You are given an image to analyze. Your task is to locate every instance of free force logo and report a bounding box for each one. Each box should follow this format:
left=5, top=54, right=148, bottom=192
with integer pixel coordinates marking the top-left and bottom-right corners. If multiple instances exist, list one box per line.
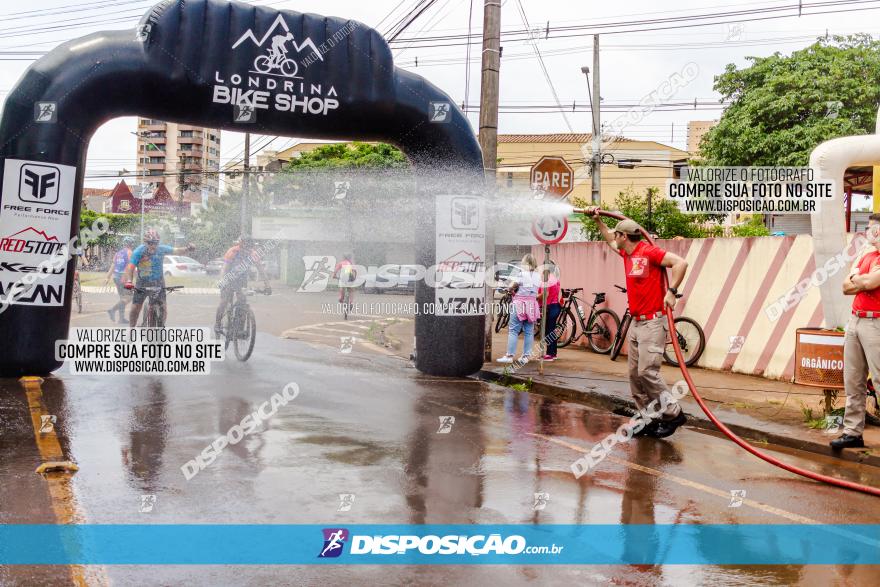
left=19, top=164, right=60, bottom=204
left=451, top=198, right=479, bottom=230
left=318, top=528, right=349, bottom=558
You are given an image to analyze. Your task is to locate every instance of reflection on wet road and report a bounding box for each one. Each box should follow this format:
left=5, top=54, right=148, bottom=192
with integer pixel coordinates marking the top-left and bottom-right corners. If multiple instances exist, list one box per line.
left=1, top=334, right=879, bottom=585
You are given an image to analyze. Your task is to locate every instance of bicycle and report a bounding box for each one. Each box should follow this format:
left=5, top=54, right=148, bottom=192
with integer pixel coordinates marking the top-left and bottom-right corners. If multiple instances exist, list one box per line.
left=72, top=270, right=82, bottom=313
left=129, top=284, right=183, bottom=327
left=494, top=288, right=512, bottom=333
left=218, top=287, right=271, bottom=361
left=555, top=288, right=620, bottom=354
left=608, top=285, right=706, bottom=367
left=254, top=50, right=298, bottom=77
left=340, top=287, right=354, bottom=321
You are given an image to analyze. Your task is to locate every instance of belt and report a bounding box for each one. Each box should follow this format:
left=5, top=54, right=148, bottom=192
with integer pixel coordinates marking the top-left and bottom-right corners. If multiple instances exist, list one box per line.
left=853, top=310, right=880, bottom=318
left=633, top=312, right=663, bottom=322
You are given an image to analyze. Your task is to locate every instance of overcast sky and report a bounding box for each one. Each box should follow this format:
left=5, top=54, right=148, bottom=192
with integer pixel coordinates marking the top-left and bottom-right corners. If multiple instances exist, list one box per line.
left=1, top=0, right=878, bottom=190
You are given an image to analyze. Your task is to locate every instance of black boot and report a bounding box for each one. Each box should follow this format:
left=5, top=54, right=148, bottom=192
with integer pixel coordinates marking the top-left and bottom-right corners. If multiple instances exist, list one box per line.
left=830, top=434, right=864, bottom=450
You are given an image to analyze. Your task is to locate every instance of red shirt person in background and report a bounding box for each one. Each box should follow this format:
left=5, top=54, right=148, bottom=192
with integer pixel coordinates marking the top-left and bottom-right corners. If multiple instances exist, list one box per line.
left=538, top=264, right=562, bottom=361
left=586, top=209, right=690, bottom=439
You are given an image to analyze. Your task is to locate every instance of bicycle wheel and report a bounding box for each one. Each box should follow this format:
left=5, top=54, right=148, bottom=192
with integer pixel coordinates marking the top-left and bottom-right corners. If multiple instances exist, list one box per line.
left=280, top=58, right=298, bottom=77
left=221, top=307, right=234, bottom=350
left=494, top=301, right=509, bottom=333
left=146, top=303, right=158, bottom=327
left=343, top=289, right=352, bottom=320
left=610, top=313, right=631, bottom=361
left=254, top=55, right=273, bottom=73
left=73, top=281, right=82, bottom=313
left=587, top=309, right=620, bottom=354
left=234, top=307, right=257, bottom=361
left=556, top=308, right=577, bottom=348
left=664, top=316, right=705, bottom=367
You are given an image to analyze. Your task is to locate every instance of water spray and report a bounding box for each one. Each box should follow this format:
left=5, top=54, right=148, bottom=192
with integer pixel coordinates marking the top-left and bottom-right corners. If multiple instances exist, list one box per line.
left=574, top=208, right=880, bottom=497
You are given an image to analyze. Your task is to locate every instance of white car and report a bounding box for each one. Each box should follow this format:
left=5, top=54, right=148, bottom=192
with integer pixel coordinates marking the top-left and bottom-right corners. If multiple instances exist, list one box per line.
left=163, top=255, right=206, bottom=278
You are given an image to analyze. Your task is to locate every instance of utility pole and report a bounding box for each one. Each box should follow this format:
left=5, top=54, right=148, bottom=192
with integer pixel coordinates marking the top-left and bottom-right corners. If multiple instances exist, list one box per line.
left=242, top=132, right=251, bottom=238
left=177, top=153, right=186, bottom=227
left=478, top=0, right=501, bottom=174
left=478, top=0, right=501, bottom=363
left=590, top=34, right=601, bottom=205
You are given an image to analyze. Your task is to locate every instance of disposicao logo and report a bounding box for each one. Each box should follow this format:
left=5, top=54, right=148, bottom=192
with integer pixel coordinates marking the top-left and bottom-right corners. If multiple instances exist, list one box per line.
left=318, top=528, right=349, bottom=558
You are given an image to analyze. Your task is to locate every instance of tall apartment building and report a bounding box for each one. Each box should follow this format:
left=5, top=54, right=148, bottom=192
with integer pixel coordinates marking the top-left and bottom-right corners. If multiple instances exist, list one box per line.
left=135, top=118, right=221, bottom=202
left=686, top=120, right=718, bottom=155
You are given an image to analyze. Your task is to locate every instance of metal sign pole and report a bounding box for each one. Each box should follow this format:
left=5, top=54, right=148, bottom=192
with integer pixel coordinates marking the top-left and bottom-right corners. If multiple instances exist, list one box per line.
left=539, top=244, right=550, bottom=375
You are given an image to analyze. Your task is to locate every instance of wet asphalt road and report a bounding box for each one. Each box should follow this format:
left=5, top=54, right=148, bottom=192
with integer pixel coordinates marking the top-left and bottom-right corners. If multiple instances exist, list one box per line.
left=2, top=293, right=880, bottom=585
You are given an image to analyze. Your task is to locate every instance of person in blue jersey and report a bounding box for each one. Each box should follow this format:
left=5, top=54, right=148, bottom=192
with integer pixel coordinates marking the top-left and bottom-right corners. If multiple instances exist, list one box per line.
left=122, top=229, right=194, bottom=327
left=104, top=236, right=135, bottom=324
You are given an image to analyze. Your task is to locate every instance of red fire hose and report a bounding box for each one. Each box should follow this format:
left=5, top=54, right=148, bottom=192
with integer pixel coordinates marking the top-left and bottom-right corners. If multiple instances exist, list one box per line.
left=587, top=209, right=880, bottom=497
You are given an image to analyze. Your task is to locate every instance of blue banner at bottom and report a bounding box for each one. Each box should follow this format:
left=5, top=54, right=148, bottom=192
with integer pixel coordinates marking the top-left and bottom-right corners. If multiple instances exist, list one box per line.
left=1, top=525, right=878, bottom=565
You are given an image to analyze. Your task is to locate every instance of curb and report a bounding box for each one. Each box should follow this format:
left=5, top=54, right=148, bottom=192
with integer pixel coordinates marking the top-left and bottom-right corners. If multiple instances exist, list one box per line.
left=83, top=286, right=219, bottom=295
left=476, top=369, right=880, bottom=470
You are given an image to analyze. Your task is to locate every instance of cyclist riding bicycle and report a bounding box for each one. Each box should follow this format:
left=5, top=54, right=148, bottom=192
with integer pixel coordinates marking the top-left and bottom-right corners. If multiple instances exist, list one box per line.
left=105, top=236, right=135, bottom=324
left=270, top=32, right=294, bottom=60
left=332, top=252, right=357, bottom=305
left=123, top=229, right=194, bottom=327
left=214, top=236, right=271, bottom=336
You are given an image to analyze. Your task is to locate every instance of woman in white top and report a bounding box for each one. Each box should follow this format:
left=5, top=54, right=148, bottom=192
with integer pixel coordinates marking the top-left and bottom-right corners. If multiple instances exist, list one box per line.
left=498, top=253, right=541, bottom=364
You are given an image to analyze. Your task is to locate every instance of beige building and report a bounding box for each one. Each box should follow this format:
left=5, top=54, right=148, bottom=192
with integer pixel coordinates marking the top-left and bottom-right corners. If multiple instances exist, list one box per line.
left=687, top=120, right=718, bottom=155
left=135, top=118, right=221, bottom=201
left=496, top=133, right=690, bottom=206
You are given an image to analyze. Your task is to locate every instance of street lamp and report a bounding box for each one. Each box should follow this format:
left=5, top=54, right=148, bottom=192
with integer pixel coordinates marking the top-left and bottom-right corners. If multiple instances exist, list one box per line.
left=130, top=131, right=160, bottom=240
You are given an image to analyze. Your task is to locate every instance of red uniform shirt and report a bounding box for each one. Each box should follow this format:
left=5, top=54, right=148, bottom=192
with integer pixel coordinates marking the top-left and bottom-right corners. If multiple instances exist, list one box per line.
left=538, top=275, right=561, bottom=305
left=619, top=240, right=668, bottom=317
left=853, top=250, right=880, bottom=313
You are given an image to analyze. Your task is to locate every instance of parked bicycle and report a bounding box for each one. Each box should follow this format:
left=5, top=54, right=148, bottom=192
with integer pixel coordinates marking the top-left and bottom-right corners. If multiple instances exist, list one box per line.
left=129, top=284, right=183, bottom=327
left=494, top=288, right=512, bottom=333
left=608, top=285, right=705, bottom=367
left=217, top=287, right=271, bottom=361
left=494, top=288, right=548, bottom=339
left=555, top=288, right=620, bottom=354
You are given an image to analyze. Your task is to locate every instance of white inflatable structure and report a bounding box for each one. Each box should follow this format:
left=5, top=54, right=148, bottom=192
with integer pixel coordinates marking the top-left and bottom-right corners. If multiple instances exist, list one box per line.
left=808, top=106, right=880, bottom=327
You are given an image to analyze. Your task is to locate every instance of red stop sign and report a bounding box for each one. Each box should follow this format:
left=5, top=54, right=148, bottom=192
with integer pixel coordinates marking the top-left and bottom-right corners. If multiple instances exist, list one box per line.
left=530, top=156, right=574, bottom=199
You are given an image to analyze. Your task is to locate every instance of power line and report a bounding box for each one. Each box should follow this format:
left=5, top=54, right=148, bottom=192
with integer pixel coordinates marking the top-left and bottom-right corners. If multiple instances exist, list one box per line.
left=513, top=0, right=574, bottom=132
left=388, top=0, right=880, bottom=47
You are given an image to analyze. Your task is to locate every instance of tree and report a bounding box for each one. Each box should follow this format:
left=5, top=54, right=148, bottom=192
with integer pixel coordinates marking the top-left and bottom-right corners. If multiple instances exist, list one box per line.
left=700, top=34, right=880, bottom=166
left=285, top=142, right=408, bottom=170
left=731, top=215, right=771, bottom=237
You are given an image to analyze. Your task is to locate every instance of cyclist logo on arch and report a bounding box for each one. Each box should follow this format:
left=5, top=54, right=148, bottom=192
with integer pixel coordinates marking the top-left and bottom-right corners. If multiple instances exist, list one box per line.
left=254, top=32, right=300, bottom=77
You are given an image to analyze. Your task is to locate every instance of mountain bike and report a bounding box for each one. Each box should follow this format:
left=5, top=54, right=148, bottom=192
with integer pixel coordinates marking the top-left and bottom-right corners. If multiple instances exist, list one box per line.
left=556, top=288, right=620, bottom=354
left=340, top=286, right=354, bottom=321
left=218, top=287, right=271, bottom=361
left=130, top=284, right=183, bottom=327
left=494, top=288, right=512, bottom=333
left=493, top=289, right=546, bottom=338
left=608, top=285, right=706, bottom=367
left=254, top=49, right=298, bottom=77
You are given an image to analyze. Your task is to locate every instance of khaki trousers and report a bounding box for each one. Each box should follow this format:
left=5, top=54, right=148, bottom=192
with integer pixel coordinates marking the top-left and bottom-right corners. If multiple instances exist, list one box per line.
left=843, top=315, right=880, bottom=436
left=627, top=315, right=681, bottom=420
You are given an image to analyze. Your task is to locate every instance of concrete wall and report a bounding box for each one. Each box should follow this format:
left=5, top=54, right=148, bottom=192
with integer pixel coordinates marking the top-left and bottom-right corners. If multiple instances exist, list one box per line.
left=534, top=235, right=857, bottom=381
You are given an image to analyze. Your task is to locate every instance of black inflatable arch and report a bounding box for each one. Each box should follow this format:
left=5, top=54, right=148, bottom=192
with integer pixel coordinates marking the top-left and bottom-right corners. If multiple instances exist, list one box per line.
left=0, top=0, right=485, bottom=377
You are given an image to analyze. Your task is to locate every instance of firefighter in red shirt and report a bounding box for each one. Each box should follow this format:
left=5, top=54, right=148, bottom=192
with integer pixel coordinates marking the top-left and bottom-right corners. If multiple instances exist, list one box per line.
left=587, top=209, right=690, bottom=438
left=833, top=213, right=880, bottom=450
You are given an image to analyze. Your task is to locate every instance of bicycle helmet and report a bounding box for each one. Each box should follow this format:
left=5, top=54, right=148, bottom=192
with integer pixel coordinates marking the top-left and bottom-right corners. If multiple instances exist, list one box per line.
left=122, top=236, right=135, bottom=247
left=144, top=229, right=160, bottom=244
